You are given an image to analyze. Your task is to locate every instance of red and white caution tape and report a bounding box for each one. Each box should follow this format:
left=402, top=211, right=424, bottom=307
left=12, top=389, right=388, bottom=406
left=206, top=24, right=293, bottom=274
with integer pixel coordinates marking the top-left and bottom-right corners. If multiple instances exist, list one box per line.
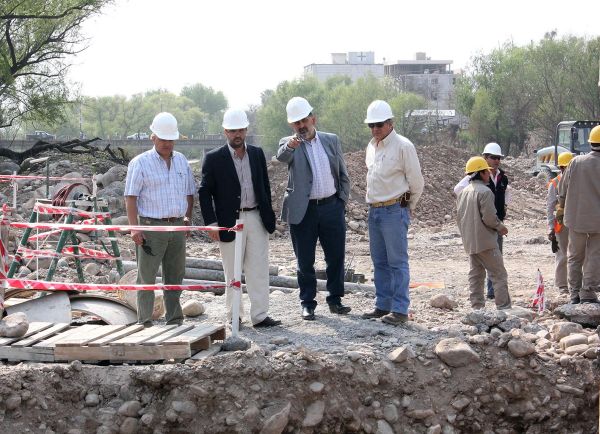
left=0, top=174, right=90, bottom=182
left=15, top=246, right=119, bottom=261
left=33, top=203, right=111, bottom=218
left=3, top=277, right=239, bottom=292
left=28, top=216, right=106, bottom=241
left=9, top=221, right=243, bottom=233
left=530, top=269, right=545, bottom=313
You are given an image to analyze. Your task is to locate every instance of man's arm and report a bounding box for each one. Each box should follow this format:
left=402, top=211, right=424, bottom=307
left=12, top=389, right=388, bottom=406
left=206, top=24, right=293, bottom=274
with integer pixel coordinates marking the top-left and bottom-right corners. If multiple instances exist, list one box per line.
left=546, top=182, right=557, bottom=232
left=454, top=175, right=470, bottom=196
left=198, top=155, right=219, bottom=241
left=335, top=138, right=350, bottom=202
left=259, top=148, right=273, bottom=207
left=480, top=190, right=507, bottom=235
left=403, top=144, right=424, bottom=210
left=276, top=137, right=296, bottom=163
left=125, top=196, right=143, bottom=245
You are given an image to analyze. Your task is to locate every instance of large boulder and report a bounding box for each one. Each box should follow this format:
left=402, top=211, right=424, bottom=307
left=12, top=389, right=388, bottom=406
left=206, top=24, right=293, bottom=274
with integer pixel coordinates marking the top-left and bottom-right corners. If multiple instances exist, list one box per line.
left=0, top=312, right=29, bottom=337
left=434, top=338, right=480, bottom=367
left=554, top=303, right=600, bottom=327
left=0, top=161, right=20, bottom=175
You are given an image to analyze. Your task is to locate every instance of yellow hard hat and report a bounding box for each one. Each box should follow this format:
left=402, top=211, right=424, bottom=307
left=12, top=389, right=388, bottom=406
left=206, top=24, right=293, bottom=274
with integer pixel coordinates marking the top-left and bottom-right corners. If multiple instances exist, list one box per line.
left=557, top=152, right=573, bottom=167
left=589, top=125, right=600, bottom=144
left=465, top=156, right=492, bottom=174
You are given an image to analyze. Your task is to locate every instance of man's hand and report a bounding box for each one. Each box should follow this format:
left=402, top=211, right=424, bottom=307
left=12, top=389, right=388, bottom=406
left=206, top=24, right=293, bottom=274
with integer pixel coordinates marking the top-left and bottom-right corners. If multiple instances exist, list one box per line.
left=208, top=230, right=220, bottom=242
left=286, top=136, right=302, bottom=149
left=131, top=229, right=144, bottom=246
left=555, top=206, right=565, bottom=225
left=184, top=217, right=191, bottom=238
left=499, top=227, right=508, bottom=236
left=548, top=230, right=556, bottom=242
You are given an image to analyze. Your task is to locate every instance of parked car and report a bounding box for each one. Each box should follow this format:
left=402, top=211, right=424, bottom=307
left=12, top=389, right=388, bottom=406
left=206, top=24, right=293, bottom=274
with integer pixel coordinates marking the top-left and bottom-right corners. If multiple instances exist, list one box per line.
left=25, top=130, right=55, bottom=140
left=126, top=132, right=149, bottom=140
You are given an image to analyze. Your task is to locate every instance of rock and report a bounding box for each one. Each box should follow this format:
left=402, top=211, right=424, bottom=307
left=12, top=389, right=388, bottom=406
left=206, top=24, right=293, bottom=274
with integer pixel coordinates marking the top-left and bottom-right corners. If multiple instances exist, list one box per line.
left=427, top=425, right=442, bottom=434
left=85, top=393, right=100, bottom=407
left=348, top=221, right=360, bottom=231
left=435, top=338, right=480, bottom=367
left=182, top=300, right=205, bottom=317
left=171, top=400, right=197, bottom=416
left=387, top=346, right=415, bottom=363
left=376, top=420, right=394, bottom=434
left=507, top=338, right=535, bottom=357
left=111, top=215, right=130, bottom=225
left=0, top=161, right=20, bottom=175
left=406, top=408, right=435, bottom=419
left=118, top=401, right=141, bottom=417
left=260, top=402, right=291, bottom=434
left=119, top=417, right=138, bottom=434
left=430, top=294, right=458, bottom=310
left=84, top=262, right=101, bottom=276
left=309, top=382, right=324, bottom=393
left=222, top=337, right=251, bottom=351
left=555, top=384, right=584, bottom=396
left=503, top=306, right=534, bottom=321
left=550, top=322, right=583, bottom=341
left=559, top=333, right=588, bottom=349
left=451, top=396, right=470, bottom=411
left=302, top=400, right=325, bottom=427
left=588, top=334, right=600, bottom=345
left=554, top=304, right=600, bottom=327
left=5, top=394, right=21, bottom=410
left=383, top=404, right=398, bottom=423
left=347, top=351, right=362, bottom=362
left=165, top=409, right=178, bottom=422
left=269, top=336, right=289, bottom=346
left=564, top=344, right=589, bottom=355
left=497, top=317, right=523, bottom=332
left=0, top=312, right=29, bottom=337
left=140, top=413, right=154, bottom=426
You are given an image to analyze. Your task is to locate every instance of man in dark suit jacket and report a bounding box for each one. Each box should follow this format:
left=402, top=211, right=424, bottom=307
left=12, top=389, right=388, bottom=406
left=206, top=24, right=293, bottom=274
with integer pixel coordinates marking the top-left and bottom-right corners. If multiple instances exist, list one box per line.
left=276, top=97, right=351, bottom=321
left=199, top=109, right=280, bottom=328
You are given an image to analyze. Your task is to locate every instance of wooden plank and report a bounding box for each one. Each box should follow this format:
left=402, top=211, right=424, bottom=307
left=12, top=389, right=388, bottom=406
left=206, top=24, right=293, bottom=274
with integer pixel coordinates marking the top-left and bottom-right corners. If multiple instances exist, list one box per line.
left=110, top=325, right=177, bottom=346
left=33, top=325, right=102, bottom=350
left=190, top=344, right=222, bottom=360
left=88, top=325, right=144, bottom=346
left=11, top=323, right=70, bottom=348
left=54, top=343, right=191, bottom=361
left=0, top=322, right=54, bottom=346
left=0, top=346, right=55, bottom=362
left=162, top=324, right=224, bottom=345
left=142, top=325, right=194, bottom=345
left=55, top=325, right=128, bottom=347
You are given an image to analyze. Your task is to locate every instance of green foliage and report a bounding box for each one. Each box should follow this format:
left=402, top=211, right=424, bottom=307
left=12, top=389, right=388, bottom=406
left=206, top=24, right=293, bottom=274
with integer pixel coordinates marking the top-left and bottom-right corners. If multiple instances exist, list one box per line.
left=459, top=33, right=600, bottom=155
left=0, top=0, right=111, bottom=129
left=256, top=75, right=427, bottom=152
left=180, top=83, right=227, bottom=115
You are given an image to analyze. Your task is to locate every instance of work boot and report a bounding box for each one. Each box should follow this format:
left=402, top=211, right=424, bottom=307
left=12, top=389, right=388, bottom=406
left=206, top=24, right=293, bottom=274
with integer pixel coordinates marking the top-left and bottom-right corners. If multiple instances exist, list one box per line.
left=381, top=312, right=409, bottom=326
left=579, top=289, right=598, bottom=304
left=362, top=308, right=390, bottom=319
left=570, top=296, right=580, bottom=304
left=559, top=287, right=569, bottom=295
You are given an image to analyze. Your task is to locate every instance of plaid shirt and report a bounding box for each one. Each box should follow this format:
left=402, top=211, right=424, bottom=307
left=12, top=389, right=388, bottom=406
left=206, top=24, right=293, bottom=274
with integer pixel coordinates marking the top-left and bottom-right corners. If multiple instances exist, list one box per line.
left=124, top=147, right=196, bottom=218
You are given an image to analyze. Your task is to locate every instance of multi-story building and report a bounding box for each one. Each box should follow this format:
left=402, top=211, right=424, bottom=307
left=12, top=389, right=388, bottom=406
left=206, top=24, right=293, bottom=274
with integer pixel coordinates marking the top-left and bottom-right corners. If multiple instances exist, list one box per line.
left=304, top=52, right=384, bottom=82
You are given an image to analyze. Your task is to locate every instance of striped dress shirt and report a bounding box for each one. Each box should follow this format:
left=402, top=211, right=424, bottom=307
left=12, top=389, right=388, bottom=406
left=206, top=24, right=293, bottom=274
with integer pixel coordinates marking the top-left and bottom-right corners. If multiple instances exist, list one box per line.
left=228, top=143, right=257, bottom=209
left=304, top=134, right=336, bottom=200
left=124, top=147, right=196, bottom=218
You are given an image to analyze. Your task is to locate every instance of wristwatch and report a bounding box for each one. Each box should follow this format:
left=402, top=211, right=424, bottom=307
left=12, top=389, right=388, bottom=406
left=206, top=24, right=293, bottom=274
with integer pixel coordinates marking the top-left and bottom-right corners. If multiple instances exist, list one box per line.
left=183, top=217, right=190, bottom=223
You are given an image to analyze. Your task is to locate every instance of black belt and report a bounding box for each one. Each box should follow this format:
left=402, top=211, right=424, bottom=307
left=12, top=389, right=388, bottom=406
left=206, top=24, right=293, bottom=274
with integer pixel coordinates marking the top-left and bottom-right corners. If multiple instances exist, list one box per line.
left=238, top=206, right=258, bottom=212
left=309, top=194, right=336, bottom=205
left=142, top=216, right=183, bottom=222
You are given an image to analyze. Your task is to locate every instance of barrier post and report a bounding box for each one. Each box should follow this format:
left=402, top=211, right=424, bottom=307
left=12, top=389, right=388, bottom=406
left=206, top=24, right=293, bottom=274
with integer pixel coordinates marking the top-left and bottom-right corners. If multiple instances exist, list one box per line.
left=7, top=210, right=38, bottom=278
left=0, top=210, right=9, bottom=312
left=230, top=218, right=244, bottom=338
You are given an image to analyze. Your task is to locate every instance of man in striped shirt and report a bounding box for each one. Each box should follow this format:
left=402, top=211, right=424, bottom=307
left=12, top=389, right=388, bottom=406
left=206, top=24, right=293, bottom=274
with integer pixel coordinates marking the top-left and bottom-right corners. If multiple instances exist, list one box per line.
left=124, top=112, right=196, bottom=327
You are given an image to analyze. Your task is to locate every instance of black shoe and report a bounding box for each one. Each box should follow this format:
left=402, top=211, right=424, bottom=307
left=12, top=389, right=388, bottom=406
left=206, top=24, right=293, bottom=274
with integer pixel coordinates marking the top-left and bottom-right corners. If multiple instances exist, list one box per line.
left=570, top=296, right=580, bottom=304
left=302, top=307, right=315, bottom=321
left=253, top=316, right=282, bottom=328
left=580, top=298, right=599, bottom=304
left=329, top=303, right=351, bottom=315
left=362, top=308, right=390, bottom=319
left=487, top=293, right=495, bottom=300
left=382, top=312, right=409, bottom=325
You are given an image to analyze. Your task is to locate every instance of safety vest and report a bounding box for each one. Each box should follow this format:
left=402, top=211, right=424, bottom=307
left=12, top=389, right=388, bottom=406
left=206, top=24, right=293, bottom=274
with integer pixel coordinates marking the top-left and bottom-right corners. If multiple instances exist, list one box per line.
left=548, top=174, right=563, bottom=233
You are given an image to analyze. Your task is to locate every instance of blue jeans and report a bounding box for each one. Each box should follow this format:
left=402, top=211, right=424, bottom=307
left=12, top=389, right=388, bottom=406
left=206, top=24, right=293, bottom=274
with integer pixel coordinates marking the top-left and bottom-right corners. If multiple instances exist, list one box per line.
left=487, top=232, right=504, bottom=297
left=290, top=197, right=346, bottom=309
left=368, top=203, right=410, bottom=315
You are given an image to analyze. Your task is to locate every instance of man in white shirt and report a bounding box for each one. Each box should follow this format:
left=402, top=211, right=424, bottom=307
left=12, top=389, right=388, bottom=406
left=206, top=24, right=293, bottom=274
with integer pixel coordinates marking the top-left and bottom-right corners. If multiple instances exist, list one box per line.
left=361, top=100, right=424, bottom=325
left=124, top=112, right=195, bottom=327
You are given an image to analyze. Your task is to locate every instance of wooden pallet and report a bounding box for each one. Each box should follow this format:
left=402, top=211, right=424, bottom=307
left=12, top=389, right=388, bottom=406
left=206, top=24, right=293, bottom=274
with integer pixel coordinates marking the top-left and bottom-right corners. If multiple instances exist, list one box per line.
left=0, top=322, right=225, bottom=363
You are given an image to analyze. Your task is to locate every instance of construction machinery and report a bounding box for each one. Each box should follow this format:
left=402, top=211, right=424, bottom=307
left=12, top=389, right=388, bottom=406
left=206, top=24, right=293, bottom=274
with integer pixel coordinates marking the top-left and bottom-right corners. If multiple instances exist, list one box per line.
left=531, top=120, right=600, bottom=178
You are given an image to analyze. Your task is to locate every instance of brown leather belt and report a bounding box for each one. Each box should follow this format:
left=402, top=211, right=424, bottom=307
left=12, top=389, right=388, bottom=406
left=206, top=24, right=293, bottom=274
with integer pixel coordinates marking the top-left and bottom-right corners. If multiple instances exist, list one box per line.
left=238, top=206, right=258, bottom=212
left=370, top=194, right=410, bottom=208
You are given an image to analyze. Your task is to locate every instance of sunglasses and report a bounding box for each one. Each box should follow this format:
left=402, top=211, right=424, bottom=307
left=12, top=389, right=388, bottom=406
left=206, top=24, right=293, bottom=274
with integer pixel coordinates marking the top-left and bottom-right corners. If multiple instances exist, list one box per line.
left=141, top=239, right=155, bottom=256
left=487, top=155, right=501, bottom=161
left=368, top=122, right=386, bottom=129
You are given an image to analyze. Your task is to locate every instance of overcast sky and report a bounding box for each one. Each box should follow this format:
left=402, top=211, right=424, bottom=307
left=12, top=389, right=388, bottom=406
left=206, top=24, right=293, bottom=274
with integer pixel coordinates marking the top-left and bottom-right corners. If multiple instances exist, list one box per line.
left=68, top=0, right=600, bottom=109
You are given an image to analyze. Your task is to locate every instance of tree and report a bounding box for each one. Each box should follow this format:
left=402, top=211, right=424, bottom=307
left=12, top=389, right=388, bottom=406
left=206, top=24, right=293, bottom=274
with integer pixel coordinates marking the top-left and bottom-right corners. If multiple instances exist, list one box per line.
left=0, top=0, right=111, bottom=129
left=180, top=83, right=227, bottom=115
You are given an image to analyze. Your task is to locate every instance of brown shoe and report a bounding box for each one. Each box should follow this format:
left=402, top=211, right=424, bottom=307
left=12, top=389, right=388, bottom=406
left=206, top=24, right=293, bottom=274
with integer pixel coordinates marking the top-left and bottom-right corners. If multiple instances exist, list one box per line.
left=362, top=308, right=390, bottom=319
left=381, top=312, right=408, bottom=325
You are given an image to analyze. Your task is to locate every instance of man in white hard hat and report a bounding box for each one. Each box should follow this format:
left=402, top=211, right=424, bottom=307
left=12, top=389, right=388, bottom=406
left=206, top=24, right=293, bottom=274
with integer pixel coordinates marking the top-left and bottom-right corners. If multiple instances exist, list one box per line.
left=454, top=142, right=510, bottom=300
left=124, top=112, right=196, bottom=327
left=361, top=100, right=425, bottom=325
left=557, top=125, right=600, bottom=304
left=276, top=97, right=351, bottom=321
left=199, top=109, right=281, bottom=327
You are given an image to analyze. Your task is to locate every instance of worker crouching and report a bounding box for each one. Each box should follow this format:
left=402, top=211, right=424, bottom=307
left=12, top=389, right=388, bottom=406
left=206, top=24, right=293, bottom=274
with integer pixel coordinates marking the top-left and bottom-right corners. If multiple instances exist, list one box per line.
left=456, top=156, right=512, bottom=310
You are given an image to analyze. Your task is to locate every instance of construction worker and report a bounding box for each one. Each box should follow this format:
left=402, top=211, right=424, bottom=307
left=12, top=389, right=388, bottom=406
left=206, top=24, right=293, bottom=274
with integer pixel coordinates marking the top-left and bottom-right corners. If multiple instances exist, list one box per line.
left=454, top=142, right=510, bottom=300
left=546, top=152, right=573, bottom=295
left=456, top=156, right=512, bottom=310
left=557, top=125, right=600, bottom=304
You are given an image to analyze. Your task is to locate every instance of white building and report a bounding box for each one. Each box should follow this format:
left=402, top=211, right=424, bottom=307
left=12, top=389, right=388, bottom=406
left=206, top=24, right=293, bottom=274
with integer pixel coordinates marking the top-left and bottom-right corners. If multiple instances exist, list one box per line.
left=304, top=51, right=384, bottom=82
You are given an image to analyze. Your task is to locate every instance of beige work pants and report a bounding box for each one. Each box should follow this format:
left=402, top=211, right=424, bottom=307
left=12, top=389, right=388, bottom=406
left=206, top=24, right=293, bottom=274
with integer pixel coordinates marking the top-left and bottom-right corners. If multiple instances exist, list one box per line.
left=468, top=247, right=512, bottom=310
left=554, top=226, right=569, bottom=291
left=219, top=210, right=270, bottom=325
left=568, top=230, right=600, bottom=300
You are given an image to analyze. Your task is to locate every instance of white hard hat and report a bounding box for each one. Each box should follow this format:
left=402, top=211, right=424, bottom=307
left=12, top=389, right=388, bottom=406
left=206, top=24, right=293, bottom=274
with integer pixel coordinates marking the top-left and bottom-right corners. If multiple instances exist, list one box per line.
left=286, top=97, right=313, bottom=123
left=150, top=112, right=179, bottom=140
left=364, top=100, right=394, bottom=123
left=222, top=108, right=249, bottom=130
left=482, top=142, right=504, bottom=157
